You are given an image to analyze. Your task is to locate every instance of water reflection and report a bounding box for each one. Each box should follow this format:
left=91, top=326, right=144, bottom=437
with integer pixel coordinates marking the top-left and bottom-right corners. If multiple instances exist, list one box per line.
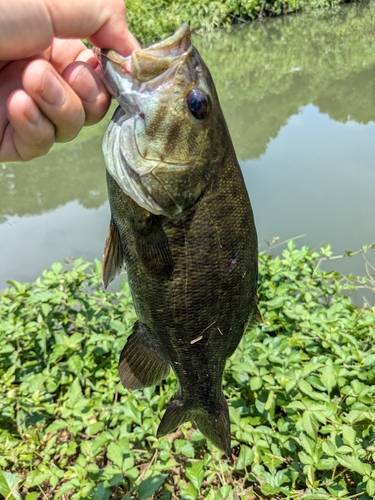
left=195, top=2, right=375, bottom=159
left=1, top=202, right=109, bottom=287
left=243, top=104, right=375, bottom=257
left=0, top=118, right=110, bottom=223
left=1, top=2, right=375, bottom=292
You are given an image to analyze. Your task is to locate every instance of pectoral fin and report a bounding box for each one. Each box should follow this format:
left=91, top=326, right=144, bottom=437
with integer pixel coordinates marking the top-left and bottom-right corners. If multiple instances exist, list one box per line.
left=118, top=321, right=170, bottom=390
left=102, top=217, right=124, bottom=289
left=134, top=214, right=173, bottom=276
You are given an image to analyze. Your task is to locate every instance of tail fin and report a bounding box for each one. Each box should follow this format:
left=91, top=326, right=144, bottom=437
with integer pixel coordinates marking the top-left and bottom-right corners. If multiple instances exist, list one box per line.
left=194, top=397, right=231, bottom=456
left=157, top=395, right=231, bottom=456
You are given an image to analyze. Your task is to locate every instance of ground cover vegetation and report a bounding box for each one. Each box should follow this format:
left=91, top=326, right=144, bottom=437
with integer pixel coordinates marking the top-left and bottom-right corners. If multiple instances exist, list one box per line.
left=125, top=0, right=352, bottom=45
left=1, top=241, right=375, bottom=499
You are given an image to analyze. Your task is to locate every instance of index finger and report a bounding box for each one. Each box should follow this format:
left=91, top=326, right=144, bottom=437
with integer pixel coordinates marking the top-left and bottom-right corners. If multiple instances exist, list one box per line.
left=0, top=0, right=140, bottom=60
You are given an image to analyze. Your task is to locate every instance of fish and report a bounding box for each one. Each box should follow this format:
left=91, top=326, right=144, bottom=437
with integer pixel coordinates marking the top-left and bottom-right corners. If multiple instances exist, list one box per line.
left=95, top=24, right=260, bottom=455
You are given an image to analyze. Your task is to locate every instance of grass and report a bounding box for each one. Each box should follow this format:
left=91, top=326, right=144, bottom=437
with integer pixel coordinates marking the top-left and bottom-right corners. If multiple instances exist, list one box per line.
left=1, top=240, right=375, bottom=499
left=125, top=0, right=349, bottom=45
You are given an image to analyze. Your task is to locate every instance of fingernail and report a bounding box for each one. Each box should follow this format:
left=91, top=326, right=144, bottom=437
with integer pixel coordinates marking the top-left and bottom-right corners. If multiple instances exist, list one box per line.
left=38, top=70, right=65, bottom=106
left=71, top=67, right=100, bottom=103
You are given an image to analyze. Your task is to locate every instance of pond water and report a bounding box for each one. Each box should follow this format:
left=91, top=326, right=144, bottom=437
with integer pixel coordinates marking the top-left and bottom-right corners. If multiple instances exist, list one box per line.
left=1, top=2, right=375, bottom=301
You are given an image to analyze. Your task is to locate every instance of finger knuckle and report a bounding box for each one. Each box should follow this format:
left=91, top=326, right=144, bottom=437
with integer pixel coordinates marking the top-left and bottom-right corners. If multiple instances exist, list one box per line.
left=16, top=128, right=54, bottom=161
left=84, top=94, right=111, bottom=126
left=55, top=107, right=85, bottom=143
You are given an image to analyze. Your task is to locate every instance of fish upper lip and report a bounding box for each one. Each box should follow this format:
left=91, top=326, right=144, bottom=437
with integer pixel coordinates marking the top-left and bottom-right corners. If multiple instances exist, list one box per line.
left=94, top=23, right=192, bottom=84
left=96, top=48, right=132, bottom=70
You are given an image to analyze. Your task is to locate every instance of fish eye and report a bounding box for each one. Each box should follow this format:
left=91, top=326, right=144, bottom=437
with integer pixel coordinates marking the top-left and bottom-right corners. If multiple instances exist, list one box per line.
left=186, top=88, right=211, bottom=120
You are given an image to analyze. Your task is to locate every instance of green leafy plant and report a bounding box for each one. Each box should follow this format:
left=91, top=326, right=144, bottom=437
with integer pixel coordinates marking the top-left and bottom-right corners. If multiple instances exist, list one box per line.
left=0, top=241, right=374, bottom=498
left=125, top=0, right=353, bottom=45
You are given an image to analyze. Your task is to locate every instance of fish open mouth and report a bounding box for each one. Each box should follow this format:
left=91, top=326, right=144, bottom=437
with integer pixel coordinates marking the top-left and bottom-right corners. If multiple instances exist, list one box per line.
left=95, top=24, right=192, bottom=89
left=98, top=24, right=208, bottom=217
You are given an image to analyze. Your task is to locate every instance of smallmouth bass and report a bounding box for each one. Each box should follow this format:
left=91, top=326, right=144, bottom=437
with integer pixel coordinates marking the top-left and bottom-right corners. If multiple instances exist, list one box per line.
left=96, top=24, right=260, bottom=455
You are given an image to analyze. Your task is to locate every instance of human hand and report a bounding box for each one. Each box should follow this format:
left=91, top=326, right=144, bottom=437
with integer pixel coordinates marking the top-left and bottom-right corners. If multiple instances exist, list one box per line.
left=0, top=0, right=140, bottom=162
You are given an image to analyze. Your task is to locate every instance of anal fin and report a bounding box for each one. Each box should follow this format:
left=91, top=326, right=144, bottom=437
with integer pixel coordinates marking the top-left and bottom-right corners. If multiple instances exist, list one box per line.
left=157, top=397, right=190, bottom=438
left=102, top=217, right=124, bottom=289
left=118, top=321, right=169, bottom=390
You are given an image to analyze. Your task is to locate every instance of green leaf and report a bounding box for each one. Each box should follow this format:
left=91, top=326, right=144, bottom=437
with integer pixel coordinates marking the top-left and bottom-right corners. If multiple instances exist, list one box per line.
left=302, top=411, right=318, bottom=440
left=137, top=474, right=167, bottom=500
left=92, top=482, right=111, bottom=500
left=235, top=445, right=254, bottom=470
left=287, top=401, right=306, bottom=411
left=186, top=460, right=205, bottom=490
left=301, top=495, right=331, bottom=500
left=219, top=485, right=232, bottom=498
left=45, top=420, right=67, bottom=433
left=299, top=451, right=314, bottom=465
left=54, top=480, right=80, bottom=499
left=341, top=425, right=356, bottom=448
left=322, top=440, right=337, bottom=456
left=250, top=376, right=263, bottom=391
left=26, top=470, right=51, bottom=487
left=366, top=478, right=375, bottom=496
left=122, top=455, right=134, bottom=472
left=335, top=454, right=371, bottom=476
left=316, top=457, right=338, bottom=470
left=266, top=297, right=286, bottom=309
left=363, top=353, right=375, bottom=367
left=67, top=354, right=84, bottom=375
left=66, top=378, right=83, bottom=406
left=51, top=262, right=64, bottom=274
left=0, top=472, right=21, bottom=500
left=93, top=259, right=102, bottom=275
left=298, top=379, right=314, bottom=395
left=319, top=367, right=336, bottom=394
left=110, top=320, right=127, bottom=334
left=264, top=390, right=275, bottom=411
left=180, top=482, right=198, bottom=500
left=106, top=442, right=124, bottom=468
left=87, top=421, right=105, bottom=436
left=25, top=493, right=40, bottom=500
left=174, top=439, right=195, bottom=458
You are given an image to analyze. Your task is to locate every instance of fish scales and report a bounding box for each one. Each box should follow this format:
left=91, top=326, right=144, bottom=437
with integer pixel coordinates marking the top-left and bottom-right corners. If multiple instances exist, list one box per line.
left=96, top=24, right=259, bottom=455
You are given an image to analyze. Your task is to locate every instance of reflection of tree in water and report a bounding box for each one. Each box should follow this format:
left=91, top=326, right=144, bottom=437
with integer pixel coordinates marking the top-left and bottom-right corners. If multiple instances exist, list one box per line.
left=196, top=1, right=375, bottom=159
left=0, top=137, right=108, bottom=223
left=224, top=63, right=375, bottom=159
left=222, top=73, right=310, bottom=159
left=314, top=66, right=375, bottom=124
left=3, top=1, right=375, bottom=220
